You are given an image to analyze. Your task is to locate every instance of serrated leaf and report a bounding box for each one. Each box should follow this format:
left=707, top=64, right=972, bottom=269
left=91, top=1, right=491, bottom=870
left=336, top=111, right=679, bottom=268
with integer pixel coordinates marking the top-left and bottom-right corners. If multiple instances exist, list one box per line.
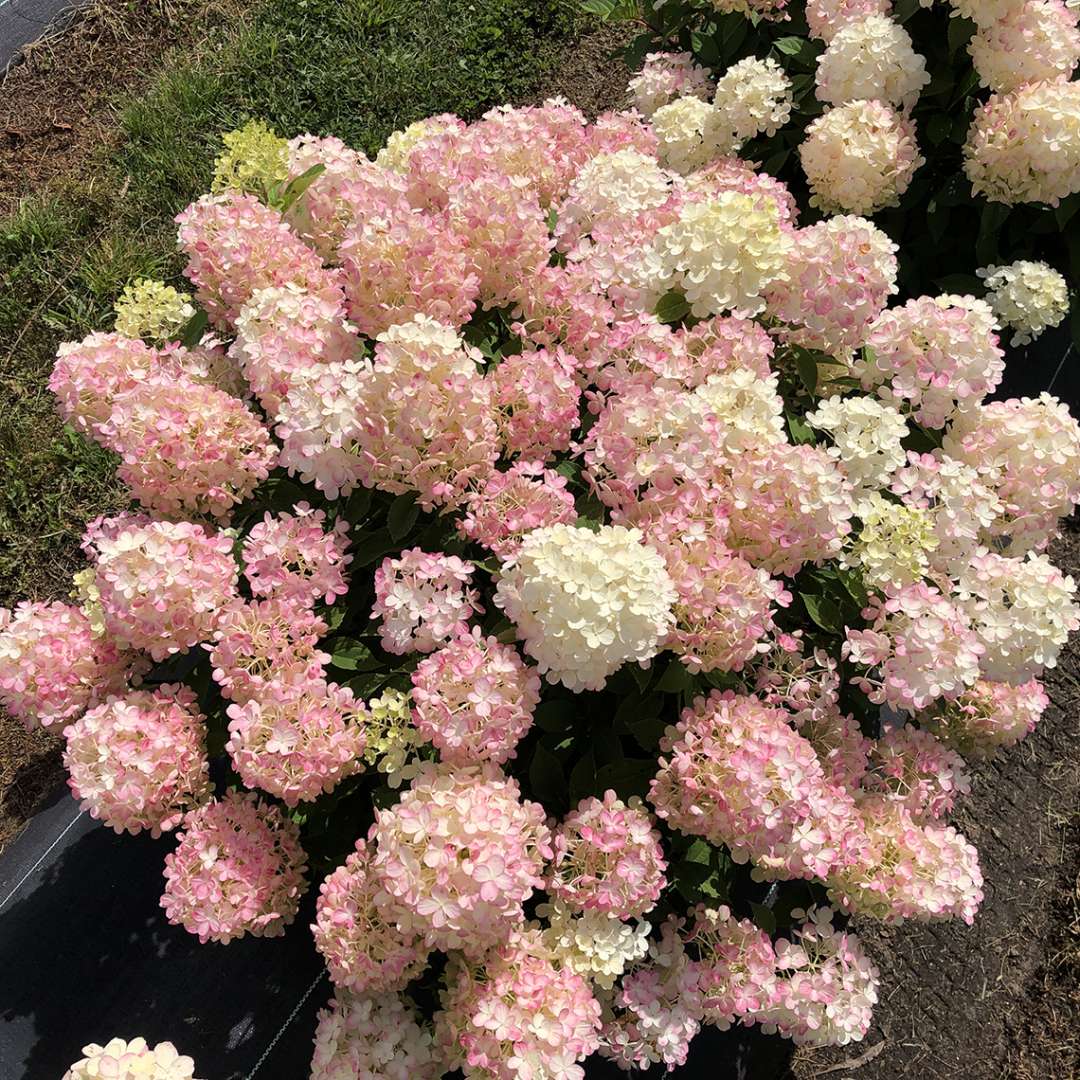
left=800, top=592, right=843, bottom=635
left=330, top=638, right=381, bottom=671
left=787, top=409, right=816, bottom=445
left=654, top=289, right=691, bottom=325
left=387, top=493, right=420, bottom=540
left=749, top=901, right=777, bottom=935
left=529, top=740, right=565, bottom=805
left=655, top=658, right=694, bottom=693
left=275, top=163, right=327, bottom=213
left=793, top=347, right=819, bottom=395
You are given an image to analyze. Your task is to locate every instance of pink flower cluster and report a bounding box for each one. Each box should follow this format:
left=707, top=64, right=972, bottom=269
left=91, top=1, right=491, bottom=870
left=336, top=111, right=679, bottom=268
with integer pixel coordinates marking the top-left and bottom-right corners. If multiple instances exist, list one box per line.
left=0, top=600, right=133, bottom=730
left=312, top=838, right=429, bottom=993
left=225, top=679, right=367, bottom=806
left=371, top=764, right=551, bottom=953
left=84, top=515, right=238, bottom=661
left=241, top=503, right=351, bottom=605
left=372, top=548, right=480, bottom=655
left=161, top=790, right=308, bottom=943
left=547, top=791, right=668, bottom=919
left=438, top=929, right=602, bottom=1080
left=63, top=685, right=210, bottom=836
left=650, top=691, right=859, bottom=881
left=410, top=629, right=541, bottom=765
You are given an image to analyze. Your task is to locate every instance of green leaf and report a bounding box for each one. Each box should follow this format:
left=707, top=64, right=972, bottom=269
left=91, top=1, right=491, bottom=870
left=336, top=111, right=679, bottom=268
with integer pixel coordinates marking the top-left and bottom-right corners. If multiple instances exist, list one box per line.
left=800, top=592, right=843, bottom=635
left=761, top=148, right=790, bottom=176
left=947, top=15, right=975, bottom=56
left=528, top=740, right=565, bottom=805
left=926, top=114, right=952, bottom=146
left=786, top=409, right=816, bottom=446
left=178, top=309, right=209, bottom=349
left=655, top=658, right=694, bottom=693
left=534, top=699, right=577, bottom=733
left=976, top=203, right=1010, bottom=266
left=275, top=163, right=327, bottom=213
left=330, top=638, right=381, bottom=671
left=772, top=35, right=820, bottom=69
left=387, top=493, right=420, bottom=540
left=750, top=901, right=777, bottom=935
left=654, top=289, right=691, bottom=325
left=343, top=486, right=373, bottom=525
left=630, top=662, right=653, bottom=694
left=595, top=758, right=655, bottom=800
left=569, top=751, right=598, bottom=803
left=793, top=347, right=819, bottom=395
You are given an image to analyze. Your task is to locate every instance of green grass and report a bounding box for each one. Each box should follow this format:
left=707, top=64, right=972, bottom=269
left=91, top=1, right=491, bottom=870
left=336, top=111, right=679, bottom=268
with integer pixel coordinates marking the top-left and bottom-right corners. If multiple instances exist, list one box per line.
left=0, top=0, right=590, bottom=606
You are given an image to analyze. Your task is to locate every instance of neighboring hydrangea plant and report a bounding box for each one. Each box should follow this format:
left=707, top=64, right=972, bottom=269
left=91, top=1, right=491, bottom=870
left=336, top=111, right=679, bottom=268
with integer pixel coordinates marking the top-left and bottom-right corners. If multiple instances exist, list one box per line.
left=14, top=94, right=1080, bottom=1080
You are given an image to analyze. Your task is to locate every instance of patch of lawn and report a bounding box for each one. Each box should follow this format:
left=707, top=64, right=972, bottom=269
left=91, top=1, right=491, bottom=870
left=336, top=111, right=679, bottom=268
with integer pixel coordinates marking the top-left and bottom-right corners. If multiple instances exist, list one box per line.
left=0, top=0, right=590, bottom=605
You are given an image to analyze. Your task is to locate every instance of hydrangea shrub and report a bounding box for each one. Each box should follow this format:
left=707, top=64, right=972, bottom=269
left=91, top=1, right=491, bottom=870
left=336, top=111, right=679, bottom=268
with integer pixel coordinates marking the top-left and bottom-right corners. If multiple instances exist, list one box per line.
left=18, top=95, right=1078, bottom=1080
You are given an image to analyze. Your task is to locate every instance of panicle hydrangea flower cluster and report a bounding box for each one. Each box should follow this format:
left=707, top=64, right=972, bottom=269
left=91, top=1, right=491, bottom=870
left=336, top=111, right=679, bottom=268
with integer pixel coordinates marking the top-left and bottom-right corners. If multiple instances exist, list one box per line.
left=371, top=764, right=552, bottom=953
left=538, top=900, right=652, bottom=989
left=494, top=524, right=676, bottom=691
left=862, top=724, right=971, bottom=822
left=113, top=278, right=195, bottom=342
left=63, top=685, right=211, bottom=836
left=161, top=790, right=308, bottom=944
left=682, top=904, right=778, bottom=1028
left=800, top=100, right=924, bottom=215
left=490, top=347, right=581, bottom=460
left=437, top=929, right=602, bottom=1080
left=977, top=260, right=1070, bottom=346
left=758, top=906, right=879, bottom=1047
left=458, top=463, right=578, bottom=559
left=0, top=600, right=133, bottom=730
left=943, top=393, right=1080, bottom=554
left=360, top=687, right=427, bottom=784
left=410, top=629, right=541, bottom=765
left=827, top=799, right=985, bottom=924
left=206, top=597, right=329, bottom=704
left=62, top=1038, right=201, bottom=1080
left=968, top=0, right=1080, bottom=93
left=843, top=492, right=939, bottom=591
left=84, top=516, right=238, bottom=661
left=857, top=294, right=1005, bottom=429
left=628, top=52, right=714, bottom=119
left=964, top=80, right=1080, bottom=206
left=310, top=992, right=440, bottom=1080
left=806, top=394, right=909, bottom=491
left=98, top=375, right=277, bottom=520
left=815, top=15, right=930, bottom=109
left=547, top=791, right=668, bottom=919
left=372, top=548, right=481, bottom=655
left=764, top=215, right=899, bottom=357
left=710, top=57, right=795, bottom=149
left=955, top=549, right=1080, bottom=683
left=922, top=678, right=1050, bottom=759
left=312, top=838, right=430, bottom=993
left=224, top=679, right=368, bottom=806
left=650, top=691, right=859, bottom=881
left=241, top=503, right=351, bottom=605
left=845, top=583, right=984, bottom=712
left=806, top=0, right=893, bottom=41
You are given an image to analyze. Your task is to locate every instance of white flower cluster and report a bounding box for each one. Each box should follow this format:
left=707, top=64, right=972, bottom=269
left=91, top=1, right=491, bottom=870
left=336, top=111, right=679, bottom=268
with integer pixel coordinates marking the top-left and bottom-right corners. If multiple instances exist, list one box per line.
left=556, top=150, right=673, bottom=249
left=845, top=494, right=939, bottom=591
left=649, top=193, right=791, bottom=318
left=968, top=0, right=1080, bottom=92
left=957, top=551, right=1079, bottom=683
left=711, top=56, right=794, bottom=149
left=800, top=100, right=924, bottom=215
left=806, top=0, right=892, bottom=42
left=494, top=523, right=676, bottom=691
left=539, top=901, right=651, bottom=989
left=977, top=260, right=1070, bottom=346
left=310, top=991, right=439, bottom=1080
left=816, top=14, right=930, bottom=109
left=807, top=394, right=909, bottom=492
left=629, top=51, right=714, bottom=119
